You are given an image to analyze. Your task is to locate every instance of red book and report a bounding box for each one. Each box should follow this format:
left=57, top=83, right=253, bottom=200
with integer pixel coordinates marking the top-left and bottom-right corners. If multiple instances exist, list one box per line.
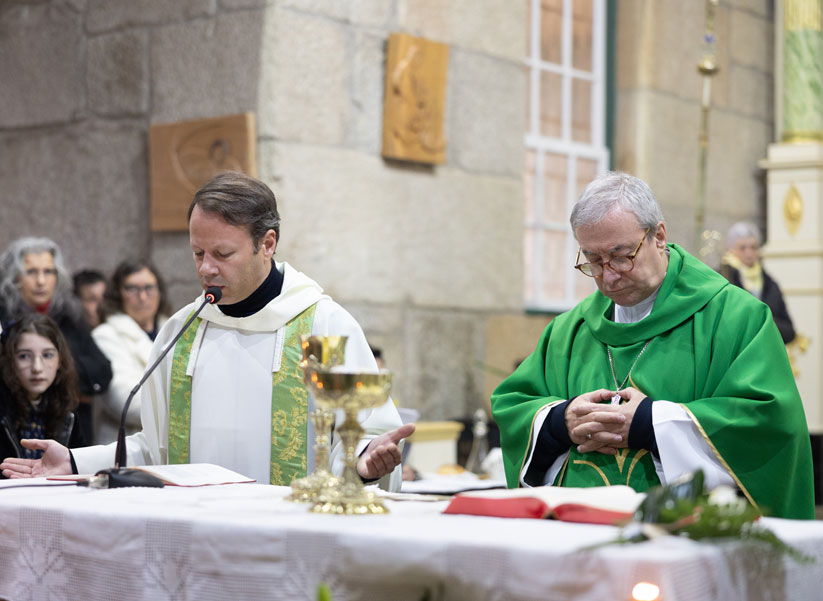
left=443, top=485, right=644, bottom=525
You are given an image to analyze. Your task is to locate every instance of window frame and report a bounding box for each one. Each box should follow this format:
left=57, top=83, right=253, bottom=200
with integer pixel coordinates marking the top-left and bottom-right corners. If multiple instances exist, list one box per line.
left=523, top=0, right=611, bottom=312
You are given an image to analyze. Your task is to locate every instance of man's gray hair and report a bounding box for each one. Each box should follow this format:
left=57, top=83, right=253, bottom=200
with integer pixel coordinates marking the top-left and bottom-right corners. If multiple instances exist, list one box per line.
left=726, top=221, right=761, bottom=248
left=570, top=172, right=664, bottom=238
left=0, top=237, right=79, bottom=321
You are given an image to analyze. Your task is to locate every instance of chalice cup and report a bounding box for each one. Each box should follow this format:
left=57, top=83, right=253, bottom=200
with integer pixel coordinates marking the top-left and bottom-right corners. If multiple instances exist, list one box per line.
left=304, top=369, right=393, bottom=515
left=285, top=335, right=347, bottom=503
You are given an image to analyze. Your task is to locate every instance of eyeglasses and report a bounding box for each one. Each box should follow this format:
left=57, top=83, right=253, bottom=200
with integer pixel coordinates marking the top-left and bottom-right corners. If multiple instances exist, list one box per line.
left=23, top=268, right=57, bottom=279
left=574, top=228, right=651, bottom=278
left=122, top=284, right=158, bottom=297
left=15, top=349, right=59, bottom=366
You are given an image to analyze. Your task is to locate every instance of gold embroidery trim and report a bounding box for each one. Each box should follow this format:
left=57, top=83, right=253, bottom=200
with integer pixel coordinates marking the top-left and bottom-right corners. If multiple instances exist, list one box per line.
left=614, top=448, right=628, bottom=473
left=679, top=404, right=760, bottom=513
left=572, top=460, right=610, bottom=486
left=517, top=400, right=564, bottom=484
left=625, top=449, right=648, bottom=485
left=556, top=454, right=570, bottom=485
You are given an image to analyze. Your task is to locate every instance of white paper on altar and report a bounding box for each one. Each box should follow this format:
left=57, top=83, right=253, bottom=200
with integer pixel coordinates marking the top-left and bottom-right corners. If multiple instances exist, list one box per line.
left=401, top=472, right=508, bottom=495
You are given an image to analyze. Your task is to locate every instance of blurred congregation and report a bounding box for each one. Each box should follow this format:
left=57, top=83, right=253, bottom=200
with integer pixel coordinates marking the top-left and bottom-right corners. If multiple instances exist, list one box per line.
left=0, top=239, right=170, bottom=454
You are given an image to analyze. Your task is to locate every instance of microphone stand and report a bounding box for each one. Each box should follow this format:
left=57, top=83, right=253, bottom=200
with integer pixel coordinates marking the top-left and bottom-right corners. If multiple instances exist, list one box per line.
left=94, top=287, right=222, bottom=488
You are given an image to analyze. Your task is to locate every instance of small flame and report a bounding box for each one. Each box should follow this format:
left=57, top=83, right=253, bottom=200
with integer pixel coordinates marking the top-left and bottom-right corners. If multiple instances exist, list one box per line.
left=632, top=582, right=660, bottom=601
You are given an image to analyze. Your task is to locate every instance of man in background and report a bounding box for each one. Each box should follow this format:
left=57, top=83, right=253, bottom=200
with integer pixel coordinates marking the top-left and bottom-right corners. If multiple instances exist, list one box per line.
left=73, top=269, right=107, bottom=329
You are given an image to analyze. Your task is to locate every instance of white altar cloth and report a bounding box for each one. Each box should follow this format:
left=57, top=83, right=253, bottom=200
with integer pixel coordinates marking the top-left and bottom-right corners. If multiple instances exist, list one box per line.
left=0, top=480, right=821, bottom=601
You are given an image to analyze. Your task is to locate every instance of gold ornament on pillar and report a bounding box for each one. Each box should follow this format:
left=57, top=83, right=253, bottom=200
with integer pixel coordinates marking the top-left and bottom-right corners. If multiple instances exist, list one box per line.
left=787, top=334, right=810, bottom=378
left=782, top=184, right=804, bottom=236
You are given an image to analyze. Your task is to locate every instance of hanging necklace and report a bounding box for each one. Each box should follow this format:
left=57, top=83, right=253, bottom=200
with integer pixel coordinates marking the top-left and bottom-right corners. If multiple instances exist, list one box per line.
left=606, top=339, right=651, bottom=405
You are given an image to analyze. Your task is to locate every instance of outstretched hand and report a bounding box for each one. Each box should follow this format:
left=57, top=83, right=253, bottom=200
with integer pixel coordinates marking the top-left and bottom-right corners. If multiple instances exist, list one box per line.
left=357, top=423, right=416, bottom=481
left=1, top=439, right=72, bottom=479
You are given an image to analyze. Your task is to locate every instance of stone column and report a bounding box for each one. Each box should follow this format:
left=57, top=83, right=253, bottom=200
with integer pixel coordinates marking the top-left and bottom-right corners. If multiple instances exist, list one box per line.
left=761, top=1, right=823, bottom=434
left=782, top=0, right=823, bottom=142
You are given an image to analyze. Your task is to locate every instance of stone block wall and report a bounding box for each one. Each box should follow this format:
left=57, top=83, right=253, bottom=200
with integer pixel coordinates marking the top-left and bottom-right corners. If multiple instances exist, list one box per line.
left=0, top=0, right=781, bottom=423
left=253, top=0, right=527, bottom=418
left=0, top=0, right=526, bottom=421
left=614, top=0, right=775, bottom=251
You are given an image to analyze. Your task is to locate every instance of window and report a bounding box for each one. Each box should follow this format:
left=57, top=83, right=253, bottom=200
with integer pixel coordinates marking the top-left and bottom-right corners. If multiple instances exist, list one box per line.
left=524, top=0, right=609, bottom=311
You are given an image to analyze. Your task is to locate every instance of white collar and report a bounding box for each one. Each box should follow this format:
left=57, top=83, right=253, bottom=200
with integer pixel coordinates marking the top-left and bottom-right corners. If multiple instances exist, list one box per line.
left=195, top=262, right=328, bottom=332
left=613, top=285, right=660, bottom=324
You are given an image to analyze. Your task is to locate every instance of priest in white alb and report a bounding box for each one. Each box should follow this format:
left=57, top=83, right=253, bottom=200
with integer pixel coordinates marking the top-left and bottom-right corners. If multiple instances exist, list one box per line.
left=1, top=172, right=413, bottom=491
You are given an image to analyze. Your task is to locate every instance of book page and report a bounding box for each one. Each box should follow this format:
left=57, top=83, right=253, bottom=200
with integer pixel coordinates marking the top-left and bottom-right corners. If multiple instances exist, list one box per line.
left=456, top=485, right=645, bottom=514
left=135, top=463, right=255, bottom=487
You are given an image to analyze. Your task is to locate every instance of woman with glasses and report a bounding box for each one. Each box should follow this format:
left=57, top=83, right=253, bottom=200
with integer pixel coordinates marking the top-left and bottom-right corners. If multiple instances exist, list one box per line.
left=92, top=260, right=171, bottom=444
left=0, top=237, right=112, bottom=447
left=719, top=222, right=796, bottom=345
left=0, top=314, right=83, bottom=465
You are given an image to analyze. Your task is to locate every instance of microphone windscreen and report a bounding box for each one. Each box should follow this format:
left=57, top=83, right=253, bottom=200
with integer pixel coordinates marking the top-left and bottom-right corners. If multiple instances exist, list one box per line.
left=205, top=286, right=222, bottom=304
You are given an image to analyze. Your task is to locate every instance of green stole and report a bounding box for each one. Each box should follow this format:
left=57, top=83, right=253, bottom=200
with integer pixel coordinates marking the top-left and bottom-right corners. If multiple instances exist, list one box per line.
left=167, top=304, right=317, bottom=485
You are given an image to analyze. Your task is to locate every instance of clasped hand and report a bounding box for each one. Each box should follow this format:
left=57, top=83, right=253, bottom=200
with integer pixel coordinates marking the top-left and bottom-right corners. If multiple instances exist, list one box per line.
left=565, top=387, right=645, bottom=455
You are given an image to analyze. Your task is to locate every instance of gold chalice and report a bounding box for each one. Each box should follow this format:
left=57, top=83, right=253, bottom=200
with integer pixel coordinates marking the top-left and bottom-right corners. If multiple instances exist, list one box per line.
left=304, top=369, right=393, bottom=515
left=284, top=335, right=347, bottom=503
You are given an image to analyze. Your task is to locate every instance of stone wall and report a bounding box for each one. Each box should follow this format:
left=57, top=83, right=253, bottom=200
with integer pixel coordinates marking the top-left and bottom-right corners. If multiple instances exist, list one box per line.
left=0, top=0, right=781, bottom=422
left=253, top=0, right=527, bottom=418
left=615, top=0, right=775, bottom=252
left=0, top=0, right=526, bottom=421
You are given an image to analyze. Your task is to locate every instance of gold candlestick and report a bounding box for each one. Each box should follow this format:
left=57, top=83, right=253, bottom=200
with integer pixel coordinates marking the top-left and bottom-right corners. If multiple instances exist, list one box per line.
left=304, top=369, right=393, bottom=515
left=695, top=0, right=720, bottom=254
left=284, top=335, right=347, bottom=503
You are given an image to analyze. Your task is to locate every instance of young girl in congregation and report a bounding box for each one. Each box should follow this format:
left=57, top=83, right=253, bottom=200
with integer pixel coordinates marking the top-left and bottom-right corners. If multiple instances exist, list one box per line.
left=0, top=313, right=83, bottom=462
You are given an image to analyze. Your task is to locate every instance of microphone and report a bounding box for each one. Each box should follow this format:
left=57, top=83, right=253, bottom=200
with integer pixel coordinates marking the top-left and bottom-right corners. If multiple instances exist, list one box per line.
left=94, top=286, right=222, bottom=488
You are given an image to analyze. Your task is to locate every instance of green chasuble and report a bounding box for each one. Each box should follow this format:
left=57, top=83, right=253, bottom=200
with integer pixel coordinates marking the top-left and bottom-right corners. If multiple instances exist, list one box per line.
left=492, top=244, right=815, bottom=519
left=167, top=304, right=316, bottom=486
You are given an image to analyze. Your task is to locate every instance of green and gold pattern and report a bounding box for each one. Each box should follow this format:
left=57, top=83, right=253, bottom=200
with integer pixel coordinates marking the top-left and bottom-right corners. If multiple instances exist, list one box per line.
left=559, top=447, right=659, bottom=491
left=167, top=304, right=317, bottom=485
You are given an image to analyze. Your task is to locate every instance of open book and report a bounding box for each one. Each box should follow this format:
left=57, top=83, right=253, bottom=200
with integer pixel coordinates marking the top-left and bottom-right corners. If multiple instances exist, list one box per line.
left=128, top=463, right=255, bottom=486
left=443, top=485, right=645, bottom=525
left=50, top=463, right=255, bottom=487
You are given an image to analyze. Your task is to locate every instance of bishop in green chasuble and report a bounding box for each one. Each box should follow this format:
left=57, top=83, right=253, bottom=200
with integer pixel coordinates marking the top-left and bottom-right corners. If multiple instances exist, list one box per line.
left=492, top=174, right=814, bottom=521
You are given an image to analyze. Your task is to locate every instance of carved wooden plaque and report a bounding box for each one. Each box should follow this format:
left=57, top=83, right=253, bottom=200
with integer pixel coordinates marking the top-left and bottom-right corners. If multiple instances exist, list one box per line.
left=149, top=112, right=257, bottom=231
left=381, top=33, right=449, bottom=165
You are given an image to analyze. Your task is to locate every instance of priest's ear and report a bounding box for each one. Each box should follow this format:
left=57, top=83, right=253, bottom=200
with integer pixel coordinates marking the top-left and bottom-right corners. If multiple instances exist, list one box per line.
left=259, top=229, right=278, bottom=258
left=653, top=222, right=668, bottom=249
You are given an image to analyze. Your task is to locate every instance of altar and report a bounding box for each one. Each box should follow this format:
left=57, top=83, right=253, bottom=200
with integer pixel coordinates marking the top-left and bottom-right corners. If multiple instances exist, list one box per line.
left=0, top=481, right=821, bottom=601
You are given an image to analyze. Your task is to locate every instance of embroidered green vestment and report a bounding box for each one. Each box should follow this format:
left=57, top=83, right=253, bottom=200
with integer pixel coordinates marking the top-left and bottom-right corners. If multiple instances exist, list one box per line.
left=492, top=244, right=814, bottom=519
left=167, top=304, right=316, bottom=485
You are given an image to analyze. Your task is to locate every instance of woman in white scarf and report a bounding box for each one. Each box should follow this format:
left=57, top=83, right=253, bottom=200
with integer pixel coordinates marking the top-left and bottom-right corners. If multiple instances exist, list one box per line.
left=92, top=261, right=171, bottom=443
left=720, top=222, right=796, bottom=344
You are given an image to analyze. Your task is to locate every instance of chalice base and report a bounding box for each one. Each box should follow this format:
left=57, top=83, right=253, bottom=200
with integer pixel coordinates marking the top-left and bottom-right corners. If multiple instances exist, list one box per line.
left=285, top=470, right=339, bottom=503
left=309, top=485, right=389, bottom=515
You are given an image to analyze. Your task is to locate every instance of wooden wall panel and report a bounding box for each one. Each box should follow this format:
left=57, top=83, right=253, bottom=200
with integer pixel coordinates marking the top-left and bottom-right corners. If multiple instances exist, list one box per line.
left=149, top=112, right=257, bottom=231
